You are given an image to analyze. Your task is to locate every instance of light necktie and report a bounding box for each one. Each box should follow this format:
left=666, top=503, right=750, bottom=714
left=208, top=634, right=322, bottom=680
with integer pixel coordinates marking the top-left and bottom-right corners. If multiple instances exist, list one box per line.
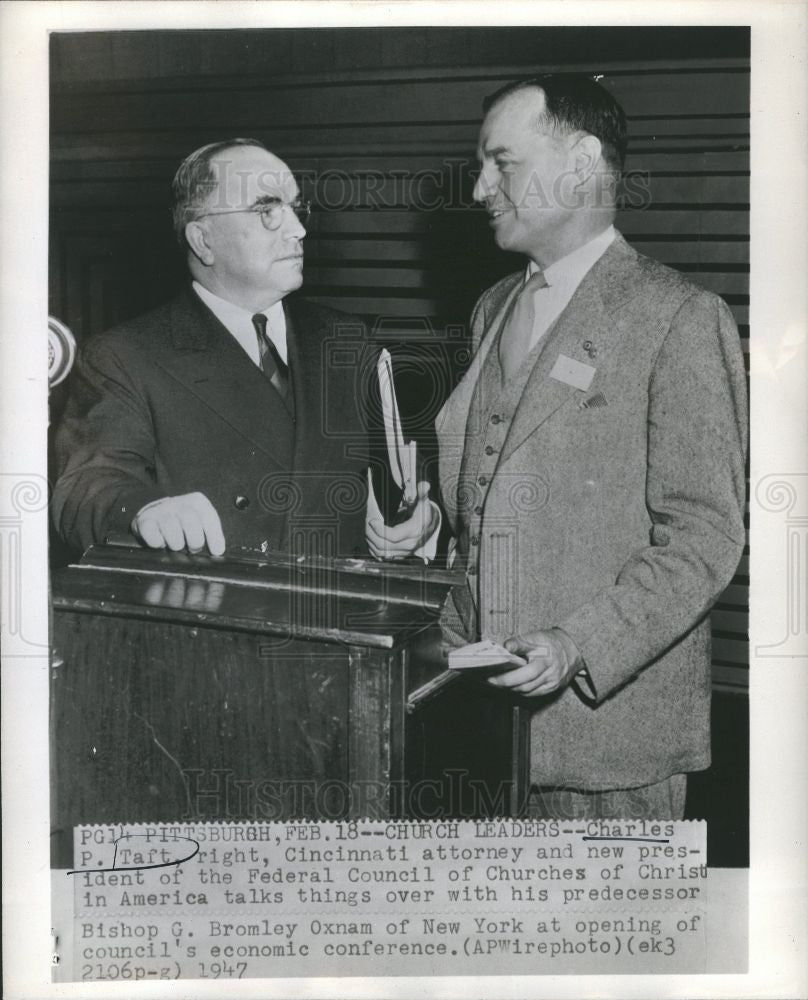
left=252, top=312, right=289, bottom=399
left=498, top=270, right=549, bottom=382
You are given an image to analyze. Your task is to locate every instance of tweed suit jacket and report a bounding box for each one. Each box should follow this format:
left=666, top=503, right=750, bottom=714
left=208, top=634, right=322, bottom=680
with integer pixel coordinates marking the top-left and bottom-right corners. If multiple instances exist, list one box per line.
left=53, top=287, right=372, bottom=558
left=436, top=233, right=748, bottom=789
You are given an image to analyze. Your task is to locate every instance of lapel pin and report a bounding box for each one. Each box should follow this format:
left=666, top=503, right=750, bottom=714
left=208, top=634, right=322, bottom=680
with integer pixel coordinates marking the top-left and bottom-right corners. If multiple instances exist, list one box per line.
left=582, top=340, right=598, bottom=359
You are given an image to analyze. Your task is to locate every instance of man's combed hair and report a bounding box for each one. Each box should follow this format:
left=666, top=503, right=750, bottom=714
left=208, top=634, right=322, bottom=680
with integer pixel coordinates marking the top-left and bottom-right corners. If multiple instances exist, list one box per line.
left=171, top=137, right=267, bottom=244
left=484, top=74, right=628, bottom=174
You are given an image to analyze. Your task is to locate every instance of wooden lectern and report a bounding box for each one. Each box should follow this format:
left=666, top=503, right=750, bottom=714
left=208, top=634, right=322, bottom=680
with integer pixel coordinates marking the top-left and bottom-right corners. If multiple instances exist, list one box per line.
left=51, top=546, right=523, bottom=865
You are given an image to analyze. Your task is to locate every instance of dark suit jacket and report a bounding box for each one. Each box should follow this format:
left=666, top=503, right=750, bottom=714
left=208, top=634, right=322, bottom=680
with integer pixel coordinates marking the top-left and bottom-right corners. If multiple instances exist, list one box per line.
left=53, top=287, right=374, bottom=558
left=437, top=234, right=748, bottom=789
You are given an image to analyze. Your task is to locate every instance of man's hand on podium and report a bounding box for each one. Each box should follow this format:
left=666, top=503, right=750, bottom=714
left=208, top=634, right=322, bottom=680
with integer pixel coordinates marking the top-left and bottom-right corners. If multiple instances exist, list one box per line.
left=131, top=491, right=226, bottom=556
left=366, top=481, right=440, bottom=561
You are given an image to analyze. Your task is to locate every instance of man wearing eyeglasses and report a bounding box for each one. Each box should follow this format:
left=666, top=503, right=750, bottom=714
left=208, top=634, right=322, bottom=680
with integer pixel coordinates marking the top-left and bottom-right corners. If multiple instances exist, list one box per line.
left=53, top=138, right=430, bottom=558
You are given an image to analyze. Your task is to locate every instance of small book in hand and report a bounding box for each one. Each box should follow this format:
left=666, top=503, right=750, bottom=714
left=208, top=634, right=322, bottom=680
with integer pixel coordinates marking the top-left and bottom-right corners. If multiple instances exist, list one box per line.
left=448, top=639, right=527, bottom=670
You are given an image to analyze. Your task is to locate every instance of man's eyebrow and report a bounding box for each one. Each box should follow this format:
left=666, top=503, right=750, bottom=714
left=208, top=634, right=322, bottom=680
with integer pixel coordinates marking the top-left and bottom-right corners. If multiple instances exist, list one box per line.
left=251, top=194, right=282, bottom=208
left=479, top=144, right=513, bottom=160
left=252, top=192, right=304, bottom=208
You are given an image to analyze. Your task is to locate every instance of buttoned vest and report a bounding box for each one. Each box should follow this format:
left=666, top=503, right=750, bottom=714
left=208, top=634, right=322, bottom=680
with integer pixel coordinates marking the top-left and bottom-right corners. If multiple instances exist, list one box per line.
left=451, top=320, right=557, bottom=637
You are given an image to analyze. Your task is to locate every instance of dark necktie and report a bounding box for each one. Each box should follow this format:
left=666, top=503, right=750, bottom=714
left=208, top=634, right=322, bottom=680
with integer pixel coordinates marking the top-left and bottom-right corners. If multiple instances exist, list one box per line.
left=252, top=312, right=289, bottom=399
left=498, top=270, right=549, bottom=382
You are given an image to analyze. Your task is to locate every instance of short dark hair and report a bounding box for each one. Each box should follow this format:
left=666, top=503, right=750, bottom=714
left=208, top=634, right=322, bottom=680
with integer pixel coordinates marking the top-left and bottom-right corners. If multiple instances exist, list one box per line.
left=171, top=137, right=267, bottom=244
left=483, top=74, right=628, bottom=173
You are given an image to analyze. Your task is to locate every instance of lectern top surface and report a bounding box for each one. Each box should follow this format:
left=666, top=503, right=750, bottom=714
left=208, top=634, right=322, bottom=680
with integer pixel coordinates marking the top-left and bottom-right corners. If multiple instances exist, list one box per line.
left=52, top=544, right=463, bottom=649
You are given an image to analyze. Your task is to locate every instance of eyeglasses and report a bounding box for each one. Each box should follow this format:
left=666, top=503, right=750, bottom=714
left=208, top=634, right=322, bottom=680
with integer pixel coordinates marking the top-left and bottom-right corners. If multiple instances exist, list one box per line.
left=196, top=197, right=311, bottom=231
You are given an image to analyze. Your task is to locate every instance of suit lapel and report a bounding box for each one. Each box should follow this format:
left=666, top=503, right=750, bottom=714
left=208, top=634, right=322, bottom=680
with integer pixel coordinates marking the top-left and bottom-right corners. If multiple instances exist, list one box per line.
left=285, top=297, right=328, bottom=458
left=498, top=276, right=610, bottom=465
left=499, top=234, right=642, bottom=465
left=155, top=288, right=294, bottom=469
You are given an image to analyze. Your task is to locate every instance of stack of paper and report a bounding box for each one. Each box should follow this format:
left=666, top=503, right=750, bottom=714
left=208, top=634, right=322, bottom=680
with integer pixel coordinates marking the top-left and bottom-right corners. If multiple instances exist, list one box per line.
left=377, top=349, right=417, bottom=506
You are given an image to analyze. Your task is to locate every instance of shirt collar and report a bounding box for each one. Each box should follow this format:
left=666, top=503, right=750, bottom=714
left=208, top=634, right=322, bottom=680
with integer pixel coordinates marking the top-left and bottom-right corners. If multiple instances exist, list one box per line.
left=527, top=225, right=616, bottom=288
left=192, top=281, right=287, bottom=362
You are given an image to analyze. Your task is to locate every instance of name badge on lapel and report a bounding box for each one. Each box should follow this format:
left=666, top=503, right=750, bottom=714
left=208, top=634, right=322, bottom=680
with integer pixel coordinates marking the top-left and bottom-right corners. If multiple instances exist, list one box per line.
left=549, top=354, right=596, bottom=392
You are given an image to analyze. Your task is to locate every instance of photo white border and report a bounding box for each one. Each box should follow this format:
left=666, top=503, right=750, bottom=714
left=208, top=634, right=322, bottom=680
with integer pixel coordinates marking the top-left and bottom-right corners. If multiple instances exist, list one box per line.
left=1, top=2, right=806, bottom=997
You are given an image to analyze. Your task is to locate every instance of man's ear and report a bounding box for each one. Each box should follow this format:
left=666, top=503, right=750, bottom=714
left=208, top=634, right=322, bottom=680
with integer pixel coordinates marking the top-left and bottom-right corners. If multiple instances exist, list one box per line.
left=185, top=220, right=214, bottom=266
left=571, top=134, right=603, bottom=188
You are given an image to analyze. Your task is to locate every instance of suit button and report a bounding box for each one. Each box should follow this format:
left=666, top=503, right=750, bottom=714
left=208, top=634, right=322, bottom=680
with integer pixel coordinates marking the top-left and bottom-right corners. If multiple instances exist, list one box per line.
left=485, top=445, right=495, bottom=456
left=491, top=414, right=501, bottom=424
left=478, top=475, right=488, bottom=486
left=234, top=495, right=250, bottom=510
left=471, top=536, right=479, bottom=546
left=474, top=505, right=483, bottom=516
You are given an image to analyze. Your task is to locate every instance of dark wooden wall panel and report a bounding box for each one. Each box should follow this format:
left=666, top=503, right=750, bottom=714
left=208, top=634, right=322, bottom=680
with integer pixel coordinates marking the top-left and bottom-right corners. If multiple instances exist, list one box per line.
left=49, top=28, right=749, bottom=691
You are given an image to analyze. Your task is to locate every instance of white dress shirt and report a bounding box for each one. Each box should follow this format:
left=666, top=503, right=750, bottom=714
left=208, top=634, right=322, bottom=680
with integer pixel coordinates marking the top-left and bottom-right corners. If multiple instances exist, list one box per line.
left=192, top=281, right=288, bottom=365
left=523, top=225, right=616, bottom=352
